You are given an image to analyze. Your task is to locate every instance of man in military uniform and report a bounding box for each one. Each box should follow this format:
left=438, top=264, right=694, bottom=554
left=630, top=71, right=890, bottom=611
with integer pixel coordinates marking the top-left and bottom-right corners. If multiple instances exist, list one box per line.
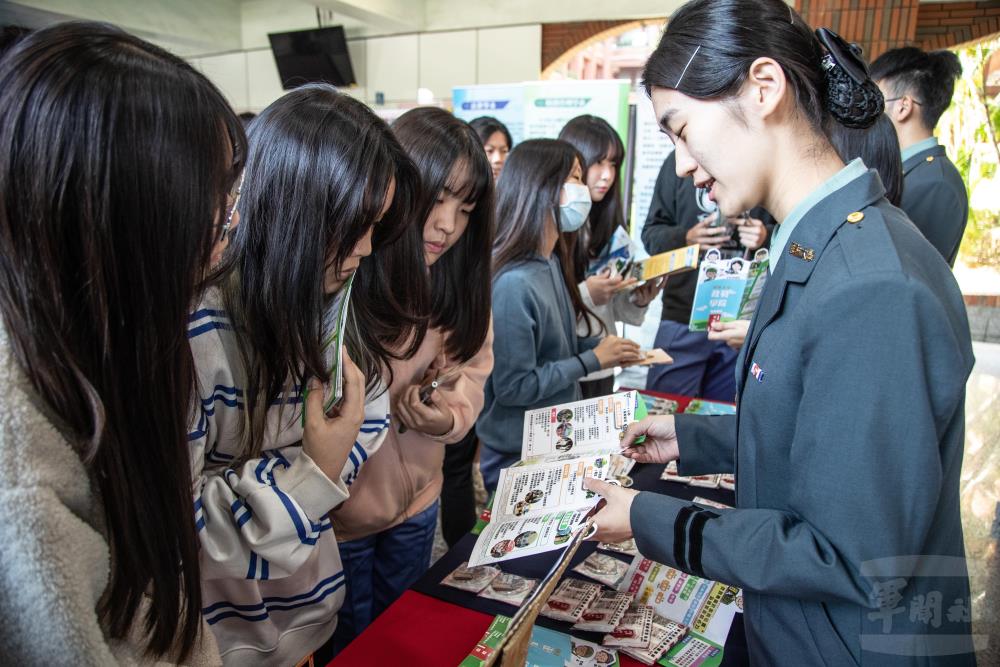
left=871, top=47, right=968, bottom=267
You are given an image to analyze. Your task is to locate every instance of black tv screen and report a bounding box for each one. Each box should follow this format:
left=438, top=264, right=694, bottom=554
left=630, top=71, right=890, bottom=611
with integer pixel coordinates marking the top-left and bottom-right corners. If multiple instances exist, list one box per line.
left=268, top=26, right=356, bottom=89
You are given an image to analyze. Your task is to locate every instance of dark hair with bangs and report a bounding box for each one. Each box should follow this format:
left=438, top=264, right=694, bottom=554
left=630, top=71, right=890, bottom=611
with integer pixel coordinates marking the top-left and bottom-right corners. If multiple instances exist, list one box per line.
left=493, top=139, right=601, bottom=335
left=392, top=107, right=495, bottom=362
left=0, top=22, right=245, bottom=660
left=219, top=84, right=426, bottom=459
left=469, top=116, right=513, bottom=150
left=558, top=115, right=626, bottom=283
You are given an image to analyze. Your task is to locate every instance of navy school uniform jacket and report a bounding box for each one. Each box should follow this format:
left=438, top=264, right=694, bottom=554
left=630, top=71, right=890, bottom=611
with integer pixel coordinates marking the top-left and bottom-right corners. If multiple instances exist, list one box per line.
left=630, top=169, right=977, bottom=666
left=901, top=144, right=969, bottom=267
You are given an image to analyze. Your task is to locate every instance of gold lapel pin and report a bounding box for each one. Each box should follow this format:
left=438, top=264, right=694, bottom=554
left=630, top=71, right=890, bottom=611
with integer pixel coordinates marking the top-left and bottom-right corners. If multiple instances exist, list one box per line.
left=788, top=242, right=815, bottom=261
left=847, top=211, right=864, bottom=224
left=926, top=156, right=934, bottom=162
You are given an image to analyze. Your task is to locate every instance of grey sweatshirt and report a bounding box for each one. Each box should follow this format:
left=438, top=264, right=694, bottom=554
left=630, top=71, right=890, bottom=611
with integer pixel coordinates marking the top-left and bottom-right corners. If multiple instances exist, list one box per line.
left=477, top=254, right=602, bottom=455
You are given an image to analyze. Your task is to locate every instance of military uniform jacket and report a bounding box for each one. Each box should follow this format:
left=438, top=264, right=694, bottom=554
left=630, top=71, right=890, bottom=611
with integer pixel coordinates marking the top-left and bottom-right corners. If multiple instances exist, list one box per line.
left=901, top=144, right=969, bottom=267
left=630, top=170, right=977, bottom=665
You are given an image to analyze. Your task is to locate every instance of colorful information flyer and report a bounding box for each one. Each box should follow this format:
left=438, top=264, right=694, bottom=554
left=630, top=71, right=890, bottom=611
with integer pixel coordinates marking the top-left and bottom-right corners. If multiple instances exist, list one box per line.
left=527, top=625, right=620, bottom=667
left=468, top=454, right=611, bottom=566
left=521, top=390, right=646, bottom=461
left=619, top=556, right=742, bottom=648
left=688, top=249, right=769, bottom=332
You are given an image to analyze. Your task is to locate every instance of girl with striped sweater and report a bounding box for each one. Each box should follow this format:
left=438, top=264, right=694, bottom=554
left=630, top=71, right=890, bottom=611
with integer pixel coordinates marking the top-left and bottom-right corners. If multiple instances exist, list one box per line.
left=187, top=85, right=427, bottom=666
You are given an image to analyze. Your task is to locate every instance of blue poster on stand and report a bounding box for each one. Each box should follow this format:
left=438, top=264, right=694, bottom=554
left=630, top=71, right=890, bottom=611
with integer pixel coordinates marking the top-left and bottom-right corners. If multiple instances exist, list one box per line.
left=452, top=84, right=526, bottom=146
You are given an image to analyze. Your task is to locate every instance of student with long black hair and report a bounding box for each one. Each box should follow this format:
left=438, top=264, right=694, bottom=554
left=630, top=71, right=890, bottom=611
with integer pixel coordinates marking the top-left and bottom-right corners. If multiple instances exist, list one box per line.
left=585, top=2, right=975, bottom=664
left=558, top=115, right=664, bottom=397
left=0, top=22, right=244, bottom=664
left=330, top=106, right=495, bottom=648
left=477, top=139, right=643, bottom=493
left=188, top=84, right=426, bottom=665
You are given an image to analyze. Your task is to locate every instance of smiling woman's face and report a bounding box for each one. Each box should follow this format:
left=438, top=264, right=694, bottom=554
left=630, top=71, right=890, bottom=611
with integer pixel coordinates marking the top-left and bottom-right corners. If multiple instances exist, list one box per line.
left=650, top=85, right=768, bottom=217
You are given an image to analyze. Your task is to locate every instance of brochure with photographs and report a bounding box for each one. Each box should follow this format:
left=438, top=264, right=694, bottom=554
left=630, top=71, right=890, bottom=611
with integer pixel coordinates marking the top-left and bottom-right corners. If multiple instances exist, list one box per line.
left=468, top=392, right=647, bottom=566
left=467, top=454, right=612, bottom=566
left=587, top=226, right=637, bottom=278
left=521, top=391, right=647, bottom=462
left=688, top=248, right=768, bottom=332
left=619, top=556, right=742, bottom=650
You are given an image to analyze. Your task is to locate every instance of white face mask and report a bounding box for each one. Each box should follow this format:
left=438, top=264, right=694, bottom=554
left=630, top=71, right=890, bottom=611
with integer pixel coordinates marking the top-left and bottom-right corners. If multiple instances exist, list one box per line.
left=558, top=182, right=592, bottom=232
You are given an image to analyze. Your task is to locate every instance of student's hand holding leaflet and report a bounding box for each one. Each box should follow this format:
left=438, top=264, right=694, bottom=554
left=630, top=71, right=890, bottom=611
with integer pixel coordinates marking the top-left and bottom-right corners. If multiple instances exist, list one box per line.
left=618, top=416, right=680, bottom=464
left=302, top=347, right=367, bottom=481
left=585, top=267, right=638, bottom=305
left=394, top=383, right=455, bottom=437
left=593, top=335, right=643, bottom=369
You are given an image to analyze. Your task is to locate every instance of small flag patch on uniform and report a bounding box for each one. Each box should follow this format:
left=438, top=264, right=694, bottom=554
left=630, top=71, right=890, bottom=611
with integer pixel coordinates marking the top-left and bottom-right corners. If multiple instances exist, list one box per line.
left=750, top=362, right=764, bottom=383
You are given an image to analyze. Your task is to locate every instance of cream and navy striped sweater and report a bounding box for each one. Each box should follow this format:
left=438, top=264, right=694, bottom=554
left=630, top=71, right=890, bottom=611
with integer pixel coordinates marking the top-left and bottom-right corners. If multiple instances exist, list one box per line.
left=188, top=288, right=388, bottom=666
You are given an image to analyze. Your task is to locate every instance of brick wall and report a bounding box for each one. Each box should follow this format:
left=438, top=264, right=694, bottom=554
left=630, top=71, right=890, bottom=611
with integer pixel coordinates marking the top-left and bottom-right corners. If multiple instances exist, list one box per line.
left=541, top=3, right=1000, bottom=75
left=795, top=0, right=921, bottom=60
left=795, top=0, right=1000, bottom=59
left=916, top=2, right=1000, bottom=51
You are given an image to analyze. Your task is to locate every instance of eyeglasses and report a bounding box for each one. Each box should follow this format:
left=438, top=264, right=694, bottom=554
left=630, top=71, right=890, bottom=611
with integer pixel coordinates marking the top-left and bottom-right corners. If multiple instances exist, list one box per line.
left=219, top=172, right=243, bottom=243
left=884, top=97, right=924, bottom=106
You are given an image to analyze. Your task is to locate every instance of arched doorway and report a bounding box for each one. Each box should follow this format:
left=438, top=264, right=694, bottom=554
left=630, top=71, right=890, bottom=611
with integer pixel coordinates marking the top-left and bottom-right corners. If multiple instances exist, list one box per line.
left=542, top=20, right=666, bottom=85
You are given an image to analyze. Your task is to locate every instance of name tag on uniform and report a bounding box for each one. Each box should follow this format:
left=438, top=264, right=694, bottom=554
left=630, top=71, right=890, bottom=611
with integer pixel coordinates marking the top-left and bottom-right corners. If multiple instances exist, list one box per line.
left=750, top=362, right=765, bottom=383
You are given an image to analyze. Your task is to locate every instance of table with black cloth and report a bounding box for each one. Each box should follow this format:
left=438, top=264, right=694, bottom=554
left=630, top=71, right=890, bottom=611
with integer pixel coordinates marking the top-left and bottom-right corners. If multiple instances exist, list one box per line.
left=329, top=392, right=748, bottom=667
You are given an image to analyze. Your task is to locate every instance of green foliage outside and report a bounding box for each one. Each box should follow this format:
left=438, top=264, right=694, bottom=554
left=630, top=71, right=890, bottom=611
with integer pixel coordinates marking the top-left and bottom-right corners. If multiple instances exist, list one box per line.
left=938, top=37, right=1000, bottom=269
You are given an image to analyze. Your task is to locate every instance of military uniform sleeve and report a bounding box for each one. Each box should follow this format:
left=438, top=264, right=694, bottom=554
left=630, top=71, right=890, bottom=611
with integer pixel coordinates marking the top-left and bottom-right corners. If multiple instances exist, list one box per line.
left=632, top=274, right=966, bottom=607
left=674, top=414, right=736, bottom=476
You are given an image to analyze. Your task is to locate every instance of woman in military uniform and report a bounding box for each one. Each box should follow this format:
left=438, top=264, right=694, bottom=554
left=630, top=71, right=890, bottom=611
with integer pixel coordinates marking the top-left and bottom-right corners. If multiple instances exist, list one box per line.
left=585, top=1, right=976, bottom=665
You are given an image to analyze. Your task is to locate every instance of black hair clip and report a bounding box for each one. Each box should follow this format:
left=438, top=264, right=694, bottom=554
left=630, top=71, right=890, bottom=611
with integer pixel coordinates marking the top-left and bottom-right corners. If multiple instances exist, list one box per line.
left=815, top=28, right=869, bottom=85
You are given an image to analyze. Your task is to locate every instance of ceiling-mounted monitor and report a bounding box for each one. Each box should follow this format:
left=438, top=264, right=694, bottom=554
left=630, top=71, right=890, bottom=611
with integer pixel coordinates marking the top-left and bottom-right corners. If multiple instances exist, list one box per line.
left=268, top=26, right=356, bottom=89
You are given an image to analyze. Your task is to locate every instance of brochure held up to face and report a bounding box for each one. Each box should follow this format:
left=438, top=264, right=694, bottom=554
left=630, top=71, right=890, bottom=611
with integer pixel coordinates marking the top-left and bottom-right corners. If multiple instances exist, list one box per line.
left=301, top=273, right=355, bottom=421
left=467, top=391, right=647, bottom=566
